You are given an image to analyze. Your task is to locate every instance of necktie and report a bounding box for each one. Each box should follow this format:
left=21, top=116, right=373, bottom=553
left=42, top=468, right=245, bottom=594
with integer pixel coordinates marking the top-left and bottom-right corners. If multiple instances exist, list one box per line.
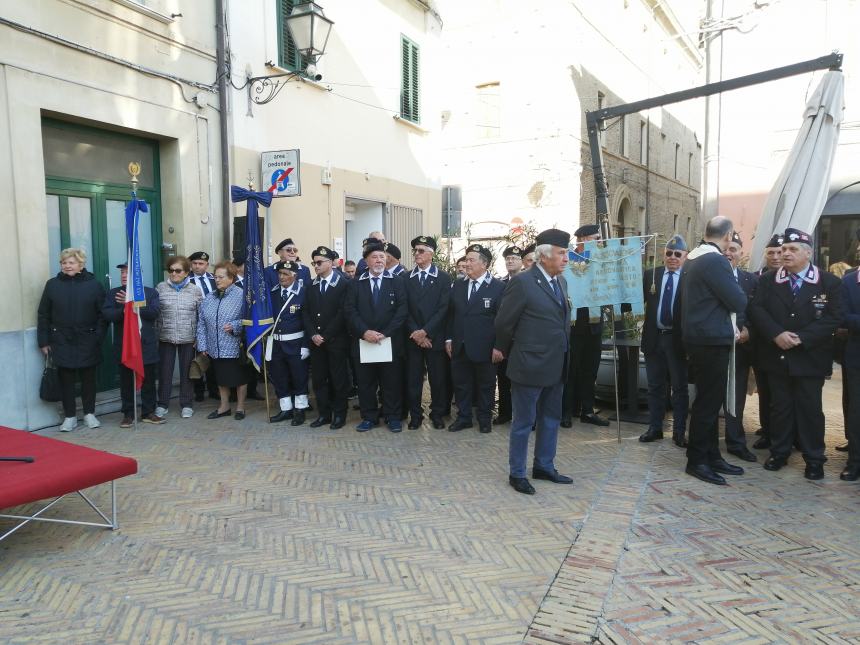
left=469, top=280, right=478, bottom=301
left=791, top=273, right=802, bottom=296
left=420, top=270, right=426, bottom=287
left=371, top=277, right=380, bottom=304
left=550, top=277, right=563, bottom=306
left=281, top=288, right=287, bottom=299
left=320, top=279, right=327, bottom=295
left=200, top=277, right=210, bottom=296
left=659, top=271, right=674, bottom=328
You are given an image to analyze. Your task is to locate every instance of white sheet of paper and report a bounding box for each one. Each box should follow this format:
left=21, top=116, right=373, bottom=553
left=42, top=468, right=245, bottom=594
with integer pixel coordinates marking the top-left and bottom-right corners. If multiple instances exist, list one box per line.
left=359, top=337, right=393, bottom=363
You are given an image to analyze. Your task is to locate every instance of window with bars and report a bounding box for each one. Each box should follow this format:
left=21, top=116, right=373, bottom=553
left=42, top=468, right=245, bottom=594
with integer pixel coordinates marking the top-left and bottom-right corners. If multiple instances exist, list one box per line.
left=442, top=186, right=462, bottom=237
left=277, top=0, right=306, bottom=73
left=400, top=35, right=420, bottom=123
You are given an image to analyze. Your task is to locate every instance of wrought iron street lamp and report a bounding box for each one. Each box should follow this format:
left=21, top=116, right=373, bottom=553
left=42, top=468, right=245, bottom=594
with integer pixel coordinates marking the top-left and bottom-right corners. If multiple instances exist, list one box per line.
left=247, top=1, right=335, bottom=105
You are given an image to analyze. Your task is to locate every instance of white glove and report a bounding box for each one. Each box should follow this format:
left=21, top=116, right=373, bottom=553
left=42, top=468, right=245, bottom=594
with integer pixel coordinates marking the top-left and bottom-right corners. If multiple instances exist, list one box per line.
left=300, top=347, right=310, bottom=360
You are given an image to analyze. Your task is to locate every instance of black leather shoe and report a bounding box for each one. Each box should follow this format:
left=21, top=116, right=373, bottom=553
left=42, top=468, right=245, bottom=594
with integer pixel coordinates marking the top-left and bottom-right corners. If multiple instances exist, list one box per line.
left=493, top=415, right=511, bottom=425
left=448, top=420, right=473, bottom=432
left=804, top=463, right=824, bottom=480
left=207, top=409, right=231, bottom=420
left=753, top=437, right=771, bottom=450
left=269, top=410, right=293, bottom=423
left=290, top=410, right=306, bottom=426
left=479, top=424, right=491, bottom=434
left=673, top=434, right=688, bottom=448
left=580, top=413, right=609, bottom=427
left=532, top=468, right=573, bottom=484
left=408, top=417, right=423, bottom=430
left=835, top=442, right=849, bottom=452
left=309, top=416, right=331, bottom=428
left=839, top=465, right=860, bottom=481
left=329, top=417, right=345, bottom=430
left=685, top=464, right=727, bottom=485
left=234, top=410, right=246, bottom=420
left=710, top=458, right=744, bottom=476
left=754, top=428, right=765, bottom=436
left=727, top=447, right=757, bottom=463
left=560, top=417, right=573, bottom=429
left=639, top=429, right=664, bottom=443
left=763, top=456, right=787, bottom=471
left=430, top=418, right=445, bottom=429
left=508, top=476, right=536, bottom=495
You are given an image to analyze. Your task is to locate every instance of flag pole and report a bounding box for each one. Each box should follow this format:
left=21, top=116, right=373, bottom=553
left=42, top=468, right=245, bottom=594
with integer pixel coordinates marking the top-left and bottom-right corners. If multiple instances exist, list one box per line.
left=131, top=164, right=140, bottom=431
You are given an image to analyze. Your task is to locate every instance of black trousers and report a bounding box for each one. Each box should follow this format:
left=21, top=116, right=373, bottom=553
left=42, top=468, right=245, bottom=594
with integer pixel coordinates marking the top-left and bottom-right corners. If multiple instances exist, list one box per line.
left=268, top=343, right=309, bottom=399
left=120, top=363, right=158, bottom=416
left=58, top=366, right=97, bottom=417
left=768, top=371, right=827, bottom=466
left=193, top=360, right=219, bottom=398
left=845, top=364, right=860, bottom=467
left=724, top=347, right=752, bottom=451
left=686, top=344, right=730, bottom=467
left=310, top=344, right=349, bottom=419
left=496, top=358, right=512, bottom=419
left=451, top=346, right=496, bottom=425
left=644, top=333, right=688, bottom=435
left=753, top=366, right=771, bottom=438
left=407, top=344, right=448, bottom=420
left=158, top=342, right=196, bottom=409
left=562, top=331, right=602, bottom=418
left=355, top=354, right=402, bottom=423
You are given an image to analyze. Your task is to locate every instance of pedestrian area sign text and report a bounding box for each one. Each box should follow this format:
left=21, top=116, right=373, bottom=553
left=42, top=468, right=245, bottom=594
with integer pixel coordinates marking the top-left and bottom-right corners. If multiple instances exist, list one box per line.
left=261, top=150, right=301, bottom=197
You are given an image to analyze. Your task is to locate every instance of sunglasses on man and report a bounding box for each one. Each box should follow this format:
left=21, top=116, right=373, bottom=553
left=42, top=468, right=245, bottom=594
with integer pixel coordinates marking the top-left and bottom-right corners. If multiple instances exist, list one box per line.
left=665, top=250, right=684, bottom=258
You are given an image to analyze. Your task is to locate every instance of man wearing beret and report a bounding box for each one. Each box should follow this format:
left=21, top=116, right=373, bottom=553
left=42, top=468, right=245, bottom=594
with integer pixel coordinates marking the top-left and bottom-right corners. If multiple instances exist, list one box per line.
left=356, top=231, right=386, bottom=277
left=267, top=260, right=311, bottom=426
left=721, top=231, right=758, bottom=462
left=188, top=250, right=218, bottom=402
left=302, top=246, right=350, bottom=429
left=446, top=243, right=506, bottom=434
left=265, top=238, right=311, bottom=290
left=751, top=233, right=785, bottom=450
left=384, top=243, right=407, bottom=277
left=639, top=234, right=689, bottom=447
left=495, top=228, right=573, bottom=495
left=562, top=224, right=609, bottom=428
left=495, top=244, right=525, bottom=425
left=681, top=216, right=748, bottom=485
left=405, top=235, right=452, bottom=429
left=344, top=241, right=408, bottom=432
left=750, top=227, right=842, bottom=480
left=521, top=243, right=536, bottom=271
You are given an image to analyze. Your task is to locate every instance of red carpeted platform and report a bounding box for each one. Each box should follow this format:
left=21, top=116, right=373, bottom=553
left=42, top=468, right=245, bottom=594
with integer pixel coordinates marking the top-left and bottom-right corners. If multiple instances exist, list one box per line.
left=0, top=426, right=138, bottom=541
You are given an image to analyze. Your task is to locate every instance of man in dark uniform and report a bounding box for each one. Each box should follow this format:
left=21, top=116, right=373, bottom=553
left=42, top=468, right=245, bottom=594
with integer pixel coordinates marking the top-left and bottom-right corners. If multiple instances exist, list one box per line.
left=750, top=228, right=842, bottom=480
left=405, top=235, right=451, bottom=429
left=752, top=233, right=784, bottom=449
left=385, top=243, right=407, bottom=277
left=722, top=232, right=758, bottom=462
left=521, top=243, right=536, bottom=271
left=188, top=250, right=218, bottom=401
left=267, top=261, right=311, bottom=426
left=561, top=224, right=609, bottom=428
left=839, top=268, right=860, bottom=480
left=681, top=216, right=748, bottom=485
left=494, top=229, right=572, bottom=495
left=495, top=244, right=525, bottom=425
left=355, top=231, right=386, bottom=276
left=302, top=245, right=350, bottom=429
left=344, top=241, right=408, bottom=432
left=639, top=234, right=689, bottom=447
left=446, top=244, right=506, bottom=434
left=265, top=238, right=312, bottom=290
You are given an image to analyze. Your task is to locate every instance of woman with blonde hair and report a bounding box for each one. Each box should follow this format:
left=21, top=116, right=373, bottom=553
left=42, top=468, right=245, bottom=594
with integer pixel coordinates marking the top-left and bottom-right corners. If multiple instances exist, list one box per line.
left=37, top=247, right=106, bottom=431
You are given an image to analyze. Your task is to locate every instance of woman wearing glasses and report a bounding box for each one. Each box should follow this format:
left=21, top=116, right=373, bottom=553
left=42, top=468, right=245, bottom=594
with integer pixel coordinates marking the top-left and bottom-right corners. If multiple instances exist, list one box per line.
left=196, top=261, right=247, bottom=420
left=156, top=256, right=203, bottom=419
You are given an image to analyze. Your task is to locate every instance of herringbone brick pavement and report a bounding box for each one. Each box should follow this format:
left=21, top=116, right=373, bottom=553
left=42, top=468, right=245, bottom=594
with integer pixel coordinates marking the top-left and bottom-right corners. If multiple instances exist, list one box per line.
left=2, top=371, right=858, bottom=644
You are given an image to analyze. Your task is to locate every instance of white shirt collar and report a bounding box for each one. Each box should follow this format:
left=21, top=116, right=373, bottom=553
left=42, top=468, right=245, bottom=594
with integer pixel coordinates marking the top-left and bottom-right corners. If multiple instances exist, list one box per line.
left=470, top=271, right=491, bottom=286
left=536, top=264, right=554, bottom=284
left=410, top=264, right=438, bottom=278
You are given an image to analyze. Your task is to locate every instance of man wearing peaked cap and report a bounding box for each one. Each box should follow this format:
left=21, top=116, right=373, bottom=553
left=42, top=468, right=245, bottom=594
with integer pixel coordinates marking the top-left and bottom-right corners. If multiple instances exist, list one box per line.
left=356, top=231, right=386, bottom=277
left=562, top=224, right=610, bottom=429
left=521, top=242, right=536, bottom=270
left=411, top=235, right=437, bottom=251
left=750, top=227, right=843, bottom=480
left=494, top=228, right=573, bottom=495
left=639, top=233, right=690, bottom=447
left=265, top=237, right=311, bottom=291
left=495, top=244, right=525, bottom=426
left=446, top=243, right=505, bottom=435
left=501, top=245, right=524, bottom=283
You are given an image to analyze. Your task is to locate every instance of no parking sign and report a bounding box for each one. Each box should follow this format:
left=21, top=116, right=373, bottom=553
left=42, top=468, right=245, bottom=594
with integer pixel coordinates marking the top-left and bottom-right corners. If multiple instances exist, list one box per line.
left=261, top=149, right=301, bottom=197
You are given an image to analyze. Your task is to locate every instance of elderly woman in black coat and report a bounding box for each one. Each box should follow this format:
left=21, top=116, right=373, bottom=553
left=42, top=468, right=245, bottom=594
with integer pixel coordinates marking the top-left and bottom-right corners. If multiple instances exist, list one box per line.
left=37, top=248, right=107, bottom=431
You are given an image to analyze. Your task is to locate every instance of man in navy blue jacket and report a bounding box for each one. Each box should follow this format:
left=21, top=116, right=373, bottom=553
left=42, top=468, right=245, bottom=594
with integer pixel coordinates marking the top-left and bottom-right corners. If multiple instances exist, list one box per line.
left=840, top=270, right=860, bottom=480
left=681, top=216, right=748, bottom=485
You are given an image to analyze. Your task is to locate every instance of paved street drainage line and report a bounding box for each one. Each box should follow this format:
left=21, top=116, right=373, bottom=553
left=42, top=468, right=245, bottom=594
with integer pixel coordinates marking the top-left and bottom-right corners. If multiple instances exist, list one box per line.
left=523, top=441, right=656, bottom=644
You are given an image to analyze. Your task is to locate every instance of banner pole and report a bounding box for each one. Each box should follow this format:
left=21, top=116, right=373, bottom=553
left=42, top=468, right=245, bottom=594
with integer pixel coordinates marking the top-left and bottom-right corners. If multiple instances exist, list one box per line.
left=133, top=372, right=138, bottom=431
left=610, top=308, right=622, bottom=442
left=263, top=355, right=271, bottom=422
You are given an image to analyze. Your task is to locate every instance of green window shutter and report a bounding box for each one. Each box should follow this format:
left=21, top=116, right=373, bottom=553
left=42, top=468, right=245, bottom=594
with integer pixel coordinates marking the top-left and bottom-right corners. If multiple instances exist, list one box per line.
left=277, top=0, right=305, bottom=72
left=400, top=36, right=420, bottom=123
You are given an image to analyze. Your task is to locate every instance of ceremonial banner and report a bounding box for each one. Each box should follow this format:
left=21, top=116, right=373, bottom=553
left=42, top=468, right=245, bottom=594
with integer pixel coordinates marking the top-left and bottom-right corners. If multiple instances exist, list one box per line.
left=564, top=237, right=646, bottom=322
left=122, top=196, right=148, bottom=389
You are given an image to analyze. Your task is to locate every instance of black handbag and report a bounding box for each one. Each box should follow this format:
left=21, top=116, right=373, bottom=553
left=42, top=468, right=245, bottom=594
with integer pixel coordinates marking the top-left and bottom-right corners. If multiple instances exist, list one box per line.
left=39, top=352, right=62, bottom=402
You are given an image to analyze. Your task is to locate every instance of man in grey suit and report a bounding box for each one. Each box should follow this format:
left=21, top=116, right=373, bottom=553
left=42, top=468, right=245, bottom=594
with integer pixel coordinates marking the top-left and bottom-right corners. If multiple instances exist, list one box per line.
left=495, top=228, right=573, bottom=495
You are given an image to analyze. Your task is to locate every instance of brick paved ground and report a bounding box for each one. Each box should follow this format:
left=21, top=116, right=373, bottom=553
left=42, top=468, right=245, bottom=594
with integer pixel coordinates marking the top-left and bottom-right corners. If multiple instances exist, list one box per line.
left=2, top=370, right=858, bottom=644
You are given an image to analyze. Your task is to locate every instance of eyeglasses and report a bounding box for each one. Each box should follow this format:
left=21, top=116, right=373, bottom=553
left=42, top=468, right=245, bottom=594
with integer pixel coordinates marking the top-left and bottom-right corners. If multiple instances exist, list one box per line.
left=167, top=268, right=185, bottom=274
left=665, top=250, right=684, bottom=258
left=412, top=248, right=430, bottom=254
left=282, top=247, right=298, bottom=253
left=312, top=260, right=329, bottom=266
